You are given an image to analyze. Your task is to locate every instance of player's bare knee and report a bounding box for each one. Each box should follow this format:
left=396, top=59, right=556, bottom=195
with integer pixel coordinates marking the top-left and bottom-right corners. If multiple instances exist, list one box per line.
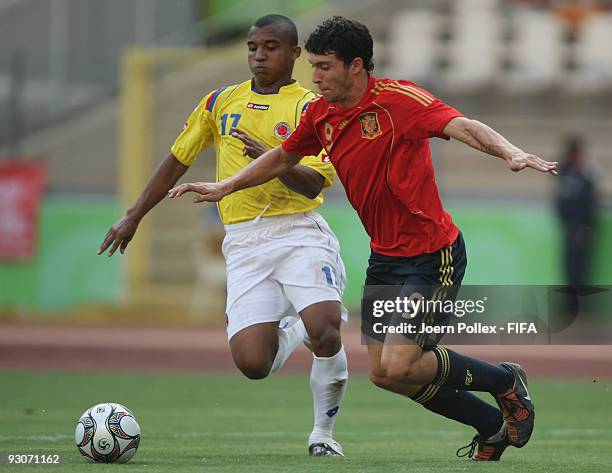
left=309, top=325, right=341, bottom=357
left=369, top=372, right=394, bottom=391
left=232, top=352, right=273, bottom=380
left=235, top=360, right=272, bottom=380
left=385, top=360, right=421, bottom=385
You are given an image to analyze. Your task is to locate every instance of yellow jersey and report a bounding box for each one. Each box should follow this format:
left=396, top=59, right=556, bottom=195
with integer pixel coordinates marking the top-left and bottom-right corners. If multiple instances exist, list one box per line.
left=170, top=79, right=335, bottom=225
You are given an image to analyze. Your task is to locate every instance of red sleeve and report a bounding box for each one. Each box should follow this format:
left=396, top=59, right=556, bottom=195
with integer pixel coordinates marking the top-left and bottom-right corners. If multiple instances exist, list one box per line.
left=281, top=100, right=323, bottom=157
left=396, top=83, right=463, bottom=141
left=409, top=99, right=463, bottom=141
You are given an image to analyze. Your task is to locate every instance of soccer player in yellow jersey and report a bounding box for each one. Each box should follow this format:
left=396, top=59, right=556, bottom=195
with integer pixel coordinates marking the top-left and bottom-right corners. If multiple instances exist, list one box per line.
left=98, top=15, right=348, bottom=456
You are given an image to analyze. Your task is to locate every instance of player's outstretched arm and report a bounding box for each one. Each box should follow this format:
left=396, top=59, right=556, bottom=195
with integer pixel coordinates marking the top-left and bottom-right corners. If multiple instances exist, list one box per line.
left=168, top=146, right=302, bottom=203
left=231, top=128, right=324, bottom=199
left=275, top=166, right=325, bottom=199
left=443, top=117, right=558, bottom=175
left=98, top=154, right=188, bottom=257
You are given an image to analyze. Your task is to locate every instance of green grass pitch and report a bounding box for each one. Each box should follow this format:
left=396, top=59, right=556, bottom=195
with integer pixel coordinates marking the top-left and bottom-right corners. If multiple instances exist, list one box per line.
left=1, top=371, right=611, bottom=472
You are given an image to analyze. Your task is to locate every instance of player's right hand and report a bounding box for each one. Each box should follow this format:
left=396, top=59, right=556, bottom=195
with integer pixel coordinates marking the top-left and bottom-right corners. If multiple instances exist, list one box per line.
left=97, top=215, right=139, bottom=257
left=168, top=181, right=229, bottom=203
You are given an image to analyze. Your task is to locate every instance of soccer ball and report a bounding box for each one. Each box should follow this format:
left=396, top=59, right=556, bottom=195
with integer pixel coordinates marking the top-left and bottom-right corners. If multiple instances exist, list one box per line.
left=75, top=403, right=141, bottom=463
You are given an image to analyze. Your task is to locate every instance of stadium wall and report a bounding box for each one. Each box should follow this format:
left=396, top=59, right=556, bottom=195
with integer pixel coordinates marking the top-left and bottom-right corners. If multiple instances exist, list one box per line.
left=0, top=196, right=121, bottom=313
left=0, top=199, right=609, bottom=314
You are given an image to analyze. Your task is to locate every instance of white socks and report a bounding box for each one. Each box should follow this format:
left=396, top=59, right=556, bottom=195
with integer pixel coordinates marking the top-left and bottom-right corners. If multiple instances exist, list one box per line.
left=308, top=346, right=349, bottom=445
left=270, top=318, right=307, bottom=373
left=269, top=320, right=348, bottom=446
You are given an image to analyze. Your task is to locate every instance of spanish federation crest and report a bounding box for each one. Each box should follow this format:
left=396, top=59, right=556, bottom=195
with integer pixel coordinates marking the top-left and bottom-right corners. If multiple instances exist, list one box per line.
left=358, top=112, right=382, bottom=139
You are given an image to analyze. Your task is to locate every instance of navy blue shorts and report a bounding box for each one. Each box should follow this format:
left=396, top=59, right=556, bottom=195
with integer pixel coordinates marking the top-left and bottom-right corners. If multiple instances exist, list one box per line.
left=361, top=232, right=467, bottom=347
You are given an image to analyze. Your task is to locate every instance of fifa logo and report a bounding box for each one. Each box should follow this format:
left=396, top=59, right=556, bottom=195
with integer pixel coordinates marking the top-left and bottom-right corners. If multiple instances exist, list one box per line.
left=465, top=369, right=473, bottom=387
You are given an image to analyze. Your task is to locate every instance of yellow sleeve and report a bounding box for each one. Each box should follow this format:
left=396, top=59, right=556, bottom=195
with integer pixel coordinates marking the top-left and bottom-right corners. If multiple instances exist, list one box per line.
left=300, top=152, right=335, bottom=188
left=170, top=93, right=215, bottom=166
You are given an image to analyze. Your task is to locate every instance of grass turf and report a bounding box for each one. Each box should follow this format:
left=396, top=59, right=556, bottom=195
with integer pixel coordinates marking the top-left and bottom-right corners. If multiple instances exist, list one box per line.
left=1, top=371, right=611, bottom=472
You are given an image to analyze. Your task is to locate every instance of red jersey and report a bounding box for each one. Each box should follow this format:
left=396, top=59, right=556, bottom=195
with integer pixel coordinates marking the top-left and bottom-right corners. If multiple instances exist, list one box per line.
left=282, top=76, right=462, bottom=257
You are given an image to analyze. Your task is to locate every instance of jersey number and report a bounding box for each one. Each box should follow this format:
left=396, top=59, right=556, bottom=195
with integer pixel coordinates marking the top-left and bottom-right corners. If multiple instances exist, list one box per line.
left=322, top=266, right=334, bottom=286
left=323, top=122, right=334, bottom=152
left=220, top=113, right=241, bottom=135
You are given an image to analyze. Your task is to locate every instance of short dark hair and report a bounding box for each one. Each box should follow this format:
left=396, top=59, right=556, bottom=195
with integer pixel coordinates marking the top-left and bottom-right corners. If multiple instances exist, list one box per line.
left=305, top=16, right=374, bottom=73
left=252, top=14, right=298, bottom=46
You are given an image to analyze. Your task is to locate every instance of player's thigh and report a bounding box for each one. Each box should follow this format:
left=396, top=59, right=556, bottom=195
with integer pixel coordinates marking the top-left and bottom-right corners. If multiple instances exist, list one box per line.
left=361, top=260, right=432, bottom=374
left=365, top=337, right=385, bottom=378
left=229, top=321, right=279, bottom=378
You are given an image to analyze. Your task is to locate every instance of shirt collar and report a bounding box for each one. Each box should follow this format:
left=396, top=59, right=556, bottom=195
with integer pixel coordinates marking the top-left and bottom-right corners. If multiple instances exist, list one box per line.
left=250, top=79, right=300, bottom=95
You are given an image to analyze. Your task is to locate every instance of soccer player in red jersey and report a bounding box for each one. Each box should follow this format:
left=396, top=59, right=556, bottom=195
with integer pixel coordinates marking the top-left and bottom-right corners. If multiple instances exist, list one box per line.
left=169, top=16, right=558, bottom=461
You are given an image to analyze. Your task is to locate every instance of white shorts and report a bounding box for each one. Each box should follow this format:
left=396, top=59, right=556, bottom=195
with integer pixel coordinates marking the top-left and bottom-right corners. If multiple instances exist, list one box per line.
left=222, top=211, right=348, bottom=340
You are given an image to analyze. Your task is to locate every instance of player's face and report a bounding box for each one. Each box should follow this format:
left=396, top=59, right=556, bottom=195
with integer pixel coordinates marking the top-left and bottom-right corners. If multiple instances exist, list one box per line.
left=247, top=25, right=299, bottom=86
left=309, top=53, right=354, bottom=103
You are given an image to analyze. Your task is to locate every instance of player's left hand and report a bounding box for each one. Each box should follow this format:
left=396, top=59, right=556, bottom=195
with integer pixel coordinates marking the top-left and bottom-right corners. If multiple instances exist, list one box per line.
left=231, top=128, right=268, bottom=159
left=508, top=152, right=558, bottom=176
left=168, top=181, right=230, bottom=203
